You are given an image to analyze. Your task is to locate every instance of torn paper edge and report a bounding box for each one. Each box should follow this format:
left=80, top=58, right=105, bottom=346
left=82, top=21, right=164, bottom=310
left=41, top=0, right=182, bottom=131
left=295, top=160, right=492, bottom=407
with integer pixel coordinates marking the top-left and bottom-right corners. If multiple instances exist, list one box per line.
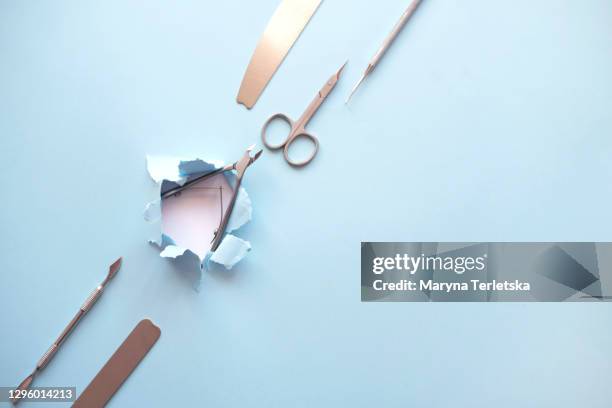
left=145, top=155, right=253, bottom=279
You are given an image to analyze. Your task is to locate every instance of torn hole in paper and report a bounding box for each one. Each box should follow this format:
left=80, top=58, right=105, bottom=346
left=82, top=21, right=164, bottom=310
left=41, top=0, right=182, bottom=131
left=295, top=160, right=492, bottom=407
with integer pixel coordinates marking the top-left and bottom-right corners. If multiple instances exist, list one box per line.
left=145, top=156, right=252, bottom=282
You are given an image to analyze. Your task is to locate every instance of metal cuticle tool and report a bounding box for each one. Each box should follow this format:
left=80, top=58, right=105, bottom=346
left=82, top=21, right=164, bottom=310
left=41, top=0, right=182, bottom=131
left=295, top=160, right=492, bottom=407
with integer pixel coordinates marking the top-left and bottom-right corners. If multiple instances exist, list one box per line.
left=346, top=0, right=423, bottom=104
left=161, top=146, right=262, bottom=252
left=12, top=258, right=122, bottom=405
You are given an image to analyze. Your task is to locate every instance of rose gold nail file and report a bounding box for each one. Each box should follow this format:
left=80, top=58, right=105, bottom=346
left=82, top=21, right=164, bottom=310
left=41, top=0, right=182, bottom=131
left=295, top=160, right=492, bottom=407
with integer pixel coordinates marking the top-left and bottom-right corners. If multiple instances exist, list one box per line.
left=72, top=319, right=161, bottom=408
left=237, top=0, right=322, bottom=109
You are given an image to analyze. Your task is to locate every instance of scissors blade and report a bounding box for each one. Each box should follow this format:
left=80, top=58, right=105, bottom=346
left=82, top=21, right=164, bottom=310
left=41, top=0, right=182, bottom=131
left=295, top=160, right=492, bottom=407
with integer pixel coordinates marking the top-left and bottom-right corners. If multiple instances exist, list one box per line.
left=250, top=149, right=263, bottom=164
left=318, top=61, right=347, bottom=99
left=336, top=61, right=348, bottom=78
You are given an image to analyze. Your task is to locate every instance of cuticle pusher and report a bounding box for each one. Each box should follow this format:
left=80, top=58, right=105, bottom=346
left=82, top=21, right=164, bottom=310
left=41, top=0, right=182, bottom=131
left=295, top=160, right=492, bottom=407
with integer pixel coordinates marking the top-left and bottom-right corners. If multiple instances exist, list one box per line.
left=11, top=258, right=122, bottom=405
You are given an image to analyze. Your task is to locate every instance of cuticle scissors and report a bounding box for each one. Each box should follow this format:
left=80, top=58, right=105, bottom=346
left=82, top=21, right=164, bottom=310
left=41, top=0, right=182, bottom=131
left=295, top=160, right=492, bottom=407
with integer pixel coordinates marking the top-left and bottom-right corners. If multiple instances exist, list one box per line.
left=261, top=62, right=346, bottom=167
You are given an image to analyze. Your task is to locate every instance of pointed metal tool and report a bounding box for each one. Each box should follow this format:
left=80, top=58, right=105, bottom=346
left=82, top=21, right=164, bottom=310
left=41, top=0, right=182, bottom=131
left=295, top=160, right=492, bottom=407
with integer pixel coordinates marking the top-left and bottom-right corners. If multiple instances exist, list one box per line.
left=12, top=258, right=122, bottom=405
left=346, top=0, right=423, bottom=104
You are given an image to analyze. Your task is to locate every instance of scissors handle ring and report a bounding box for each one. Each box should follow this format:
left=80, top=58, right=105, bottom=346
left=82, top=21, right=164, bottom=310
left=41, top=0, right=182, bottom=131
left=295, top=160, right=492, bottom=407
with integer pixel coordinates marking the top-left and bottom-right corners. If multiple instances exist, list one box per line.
left=283, top=132, right=319, bottom=167
left=261, top=113, right=295, bottom=150
left=261, top=112, right=319, bottom=167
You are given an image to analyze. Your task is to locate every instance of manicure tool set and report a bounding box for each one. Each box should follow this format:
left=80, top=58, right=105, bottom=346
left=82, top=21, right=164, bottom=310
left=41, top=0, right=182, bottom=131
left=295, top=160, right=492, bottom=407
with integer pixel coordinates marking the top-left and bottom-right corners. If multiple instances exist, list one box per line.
left=238, top=0, right=423, bottom=164
left=11, top=0, right=424, bottom=405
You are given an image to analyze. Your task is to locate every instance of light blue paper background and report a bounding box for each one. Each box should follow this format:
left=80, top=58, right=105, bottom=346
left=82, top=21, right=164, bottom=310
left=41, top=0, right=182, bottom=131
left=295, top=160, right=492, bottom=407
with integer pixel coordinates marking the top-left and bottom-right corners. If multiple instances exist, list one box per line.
left=1, top=1, right=611, bottom=407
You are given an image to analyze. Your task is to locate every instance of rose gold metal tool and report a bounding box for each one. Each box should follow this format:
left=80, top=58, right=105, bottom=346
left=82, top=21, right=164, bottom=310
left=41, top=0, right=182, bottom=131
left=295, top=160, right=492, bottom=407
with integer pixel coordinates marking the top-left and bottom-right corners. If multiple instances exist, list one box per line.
left=161, top=146, right=262, bottom=252
left=261, top=62, right=346, bottom=167
left=11, top=258, right=122, bottom=406
left=237, top=0, right=322, bottom=109
left=346, top=0, right=423, bottom=104
left=72, top=319, right=161, bottom=408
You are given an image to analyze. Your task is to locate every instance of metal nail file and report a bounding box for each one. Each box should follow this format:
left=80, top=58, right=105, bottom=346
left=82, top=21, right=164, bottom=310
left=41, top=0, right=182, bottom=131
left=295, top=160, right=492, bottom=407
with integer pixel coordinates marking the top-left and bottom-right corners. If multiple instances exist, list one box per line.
left=72, top=319, right=161, bottom=408
left=237, top=0, right=322, bottom=109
